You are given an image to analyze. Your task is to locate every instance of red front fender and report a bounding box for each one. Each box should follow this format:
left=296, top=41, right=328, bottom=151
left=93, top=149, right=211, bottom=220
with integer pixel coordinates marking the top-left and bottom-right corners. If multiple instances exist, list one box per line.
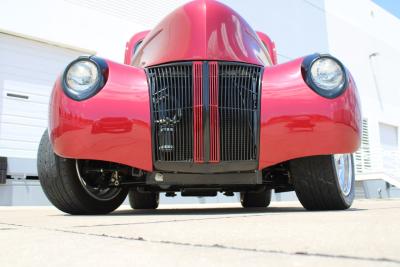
left=258, top=57, right=361, bottom=169
left=49, top=59, right=153, bottom=171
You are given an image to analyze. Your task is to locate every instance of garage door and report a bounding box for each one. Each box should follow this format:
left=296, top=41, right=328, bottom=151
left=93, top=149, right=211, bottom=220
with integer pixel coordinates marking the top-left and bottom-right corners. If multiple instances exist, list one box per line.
left=0, top=33, right=86, bottom=176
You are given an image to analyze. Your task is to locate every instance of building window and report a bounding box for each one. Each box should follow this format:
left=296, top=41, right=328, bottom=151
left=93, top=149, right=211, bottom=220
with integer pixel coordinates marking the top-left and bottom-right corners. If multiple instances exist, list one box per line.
left=379, top=123, right=398, bottom=149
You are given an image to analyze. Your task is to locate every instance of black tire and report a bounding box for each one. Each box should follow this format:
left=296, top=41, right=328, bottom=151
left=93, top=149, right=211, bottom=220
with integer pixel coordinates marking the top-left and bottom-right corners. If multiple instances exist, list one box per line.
left=37, top=130, right=128, bottom=215
left=240, top=188, right=272, bottom=208
left=290, top=155, right=355, bottom=210
left=129, top=189, right=159, bottom=209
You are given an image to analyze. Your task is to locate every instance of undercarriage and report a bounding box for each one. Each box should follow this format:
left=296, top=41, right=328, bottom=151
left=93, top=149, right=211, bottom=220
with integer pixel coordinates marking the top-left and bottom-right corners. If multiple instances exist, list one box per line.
left=75, top=159, right=295, bottom=197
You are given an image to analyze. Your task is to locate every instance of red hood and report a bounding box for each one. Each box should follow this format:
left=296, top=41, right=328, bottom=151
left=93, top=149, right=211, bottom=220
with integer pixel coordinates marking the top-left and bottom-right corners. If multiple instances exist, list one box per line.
left=132, top=0, right=271, bottom=67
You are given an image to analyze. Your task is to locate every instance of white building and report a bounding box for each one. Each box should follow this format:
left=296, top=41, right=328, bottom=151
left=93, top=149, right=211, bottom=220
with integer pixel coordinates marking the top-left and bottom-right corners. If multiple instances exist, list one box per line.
left=0, top=0, right=399, bottom=205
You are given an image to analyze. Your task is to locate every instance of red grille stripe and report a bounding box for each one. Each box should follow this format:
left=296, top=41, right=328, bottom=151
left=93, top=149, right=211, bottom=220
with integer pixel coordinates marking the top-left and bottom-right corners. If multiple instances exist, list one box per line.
left=193, top=62, right=204, bottom=163
left=209, top=62, right=220, bottom=163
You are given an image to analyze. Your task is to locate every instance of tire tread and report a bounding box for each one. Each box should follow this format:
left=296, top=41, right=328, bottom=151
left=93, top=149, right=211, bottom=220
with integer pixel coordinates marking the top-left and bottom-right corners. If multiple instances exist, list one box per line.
left=290, top=155, right=354, bottom=210
left=38, top=130, right=128, bottom=214
left=241, top=189, right=272, bottom=208
left=129, top=190, right=159, bottom=210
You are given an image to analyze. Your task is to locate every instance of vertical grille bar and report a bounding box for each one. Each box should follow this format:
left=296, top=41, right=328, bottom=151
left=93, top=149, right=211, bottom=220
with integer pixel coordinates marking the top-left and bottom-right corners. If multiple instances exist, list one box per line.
left=209, top=62, right=220, bottom=163
left=193, top=62, right=204, bottom=163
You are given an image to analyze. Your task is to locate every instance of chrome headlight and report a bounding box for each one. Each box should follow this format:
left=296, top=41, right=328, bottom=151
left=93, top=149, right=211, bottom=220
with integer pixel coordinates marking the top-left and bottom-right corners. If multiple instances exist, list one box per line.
left=302, top=54, right=347, bottom=98
left=62, top=57, right=108, bottom=101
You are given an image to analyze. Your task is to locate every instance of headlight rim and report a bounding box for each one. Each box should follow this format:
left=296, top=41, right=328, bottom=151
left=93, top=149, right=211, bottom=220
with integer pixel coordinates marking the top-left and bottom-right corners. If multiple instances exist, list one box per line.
left=302, top=53, right=348, bottom=99
left=62, top=56, right=108, bottom=101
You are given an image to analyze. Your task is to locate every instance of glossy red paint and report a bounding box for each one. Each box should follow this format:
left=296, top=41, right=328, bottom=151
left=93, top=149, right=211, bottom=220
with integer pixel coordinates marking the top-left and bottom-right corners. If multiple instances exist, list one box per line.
left=193, top=62, right=204, bottom=163
left=49, top=60, right=153, bottom=171
left=131, top=0, right=271, bottom=67
left=256, top=31, right=277, bottom=65
left=258, top=57, right=361, bottom=169
left=124, top=30, right=150, bottom=65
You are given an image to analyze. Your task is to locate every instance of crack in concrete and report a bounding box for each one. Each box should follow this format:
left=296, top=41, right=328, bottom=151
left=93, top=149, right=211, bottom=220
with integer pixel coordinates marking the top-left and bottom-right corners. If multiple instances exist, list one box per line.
left=1, top=222, right=399, bottom=265
left=73, top=214, right=267, bottom=228
left=72, top=207, right=367, bottom=228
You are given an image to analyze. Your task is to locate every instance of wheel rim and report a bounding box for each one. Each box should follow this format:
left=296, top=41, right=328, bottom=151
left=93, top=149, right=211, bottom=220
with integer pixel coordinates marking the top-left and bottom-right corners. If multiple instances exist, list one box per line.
left=333, top=154, right=353, bottom=196
left=75, top=160, right=122, bottom=201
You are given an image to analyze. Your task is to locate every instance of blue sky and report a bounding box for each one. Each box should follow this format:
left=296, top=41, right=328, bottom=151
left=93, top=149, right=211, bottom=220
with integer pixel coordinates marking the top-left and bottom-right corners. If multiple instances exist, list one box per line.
left=373, top=0, right=400, bottom=19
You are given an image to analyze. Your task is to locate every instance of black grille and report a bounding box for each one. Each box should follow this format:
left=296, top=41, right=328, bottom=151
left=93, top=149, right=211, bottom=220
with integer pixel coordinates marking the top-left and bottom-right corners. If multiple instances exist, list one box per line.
left=219, top=63, right=262, bottom=161
left=147, top=63, right=193, bottom=162
left=147, top=61, right=262, bottom=165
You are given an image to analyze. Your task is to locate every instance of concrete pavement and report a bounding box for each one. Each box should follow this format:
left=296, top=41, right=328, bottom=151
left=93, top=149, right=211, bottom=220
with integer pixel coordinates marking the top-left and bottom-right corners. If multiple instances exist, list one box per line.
left=1, top=199, right=399, bottom=267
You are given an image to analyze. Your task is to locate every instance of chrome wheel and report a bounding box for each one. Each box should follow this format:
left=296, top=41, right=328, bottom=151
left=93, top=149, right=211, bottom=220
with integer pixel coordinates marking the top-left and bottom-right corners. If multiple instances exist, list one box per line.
left=333, top=154, right=353, bottom=196
left=75, top=160, right=122, bottom=201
